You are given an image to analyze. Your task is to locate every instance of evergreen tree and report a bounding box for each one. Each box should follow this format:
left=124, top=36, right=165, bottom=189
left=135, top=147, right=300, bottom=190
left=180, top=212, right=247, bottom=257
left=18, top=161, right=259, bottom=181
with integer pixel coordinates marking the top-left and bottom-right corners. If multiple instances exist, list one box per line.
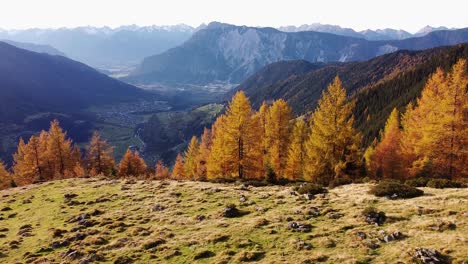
left=85, top=131, right=115, bottom=176
left=370, top=108, right=403, bottom=179
left=304, top=77, right=361, bottom=184
left=172, top=154, right=185, bottom=179
left=285, top=119, right=308, bottom=181
left=266, top=99, right=292, bottom=179
left=184, top=136, right=199, bottom=179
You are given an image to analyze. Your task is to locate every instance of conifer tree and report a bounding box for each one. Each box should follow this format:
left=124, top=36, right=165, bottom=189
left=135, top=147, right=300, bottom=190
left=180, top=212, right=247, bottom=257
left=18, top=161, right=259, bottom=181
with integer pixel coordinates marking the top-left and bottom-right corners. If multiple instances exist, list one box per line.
left=285, top=119, right=308, bottom=181
left=195, top=128, right=212, bottom=180
left=370, top=108, right=403, bottom=179
left=172, top=154, right=185, bottom=179
left=401, top=60, right=467, bottom=178
left=251, top=102, right=269, bottom=176
left=304, top=77, right=361, bottom=184
left=363, top=138, right=377, bottom=177
left=155, top=160, right=170, bottom=179
left=13, top=135, right=47, bottom=184
left=207, top=115, right=230, bottom=179
left=266, top=99, right=292, bottom=179
left=73, top=162, right=86, bottom=178
left=207, top=91, right=258, bottom=179
left=184, top=136, right=199, bottom=179
left=0, top=161, right=12, bottom=190
left=118, top=149, right=147, bottom=177
left=46, top=120, right=74, bottom=178
left=85, top=131, right=115, bottom=176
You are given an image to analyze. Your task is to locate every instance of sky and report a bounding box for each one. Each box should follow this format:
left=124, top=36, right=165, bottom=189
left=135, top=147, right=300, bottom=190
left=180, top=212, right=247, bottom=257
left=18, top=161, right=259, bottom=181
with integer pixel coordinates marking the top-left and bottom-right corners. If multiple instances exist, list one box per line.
left=1, top=0, right=467, bottom=33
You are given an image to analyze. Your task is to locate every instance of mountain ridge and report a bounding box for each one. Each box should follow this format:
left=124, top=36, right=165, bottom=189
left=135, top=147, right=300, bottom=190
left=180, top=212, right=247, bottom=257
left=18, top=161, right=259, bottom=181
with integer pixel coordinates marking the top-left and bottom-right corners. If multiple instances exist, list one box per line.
left=128, top=23, right=468, bottom=86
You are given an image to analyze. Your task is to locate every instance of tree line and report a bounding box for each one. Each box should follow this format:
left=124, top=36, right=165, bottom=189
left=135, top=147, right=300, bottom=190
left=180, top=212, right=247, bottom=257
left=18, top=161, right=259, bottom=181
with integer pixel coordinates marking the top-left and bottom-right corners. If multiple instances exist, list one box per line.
left=0, top=60, right=466, bottom=189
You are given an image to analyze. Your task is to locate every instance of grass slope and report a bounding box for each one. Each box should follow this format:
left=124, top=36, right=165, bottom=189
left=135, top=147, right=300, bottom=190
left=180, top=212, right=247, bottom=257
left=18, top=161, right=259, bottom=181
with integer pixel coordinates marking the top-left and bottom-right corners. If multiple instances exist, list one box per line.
left=0, top=179, right=466, bottom=263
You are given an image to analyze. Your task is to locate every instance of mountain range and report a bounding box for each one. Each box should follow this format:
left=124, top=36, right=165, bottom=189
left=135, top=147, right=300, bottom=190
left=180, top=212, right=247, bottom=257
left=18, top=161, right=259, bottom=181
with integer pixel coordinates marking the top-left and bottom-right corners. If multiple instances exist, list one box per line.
left=278, top=24, right=454, bottom=40
left=0, top=25, right=194, bottom=67
left=127, top=22, right=468, bottom=86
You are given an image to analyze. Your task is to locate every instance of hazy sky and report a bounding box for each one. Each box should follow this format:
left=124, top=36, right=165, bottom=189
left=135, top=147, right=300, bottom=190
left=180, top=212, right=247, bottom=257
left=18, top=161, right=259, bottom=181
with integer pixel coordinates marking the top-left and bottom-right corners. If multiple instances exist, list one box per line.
left=1, top=0, right=467, bottom=32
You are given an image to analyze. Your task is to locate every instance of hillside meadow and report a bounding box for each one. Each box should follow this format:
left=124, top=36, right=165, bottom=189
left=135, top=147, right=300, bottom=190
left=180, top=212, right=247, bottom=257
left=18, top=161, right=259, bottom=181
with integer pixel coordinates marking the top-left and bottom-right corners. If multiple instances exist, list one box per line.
left=0, top=179, right=466, bottom=263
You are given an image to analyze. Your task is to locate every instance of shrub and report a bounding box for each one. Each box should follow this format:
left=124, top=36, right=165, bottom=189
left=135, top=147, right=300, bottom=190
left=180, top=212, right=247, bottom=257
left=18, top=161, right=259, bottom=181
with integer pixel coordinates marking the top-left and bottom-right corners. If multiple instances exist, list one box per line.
left=369, top=182, right=424, bottom=199
left=405, top=177, right=430, bottom=187
left=426, top=179, right=465, bottom=189
left=328, top=177, right=353, bottom=188
left=294, top=183, right=328, bottom=195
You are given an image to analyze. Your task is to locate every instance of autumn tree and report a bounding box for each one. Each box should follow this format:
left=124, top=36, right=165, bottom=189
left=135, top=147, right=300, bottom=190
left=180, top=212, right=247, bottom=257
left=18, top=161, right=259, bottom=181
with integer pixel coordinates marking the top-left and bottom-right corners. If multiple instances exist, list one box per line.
left=13, top=135, right=46, bottom=185
left=172, top=154, right=185, bottom=179
left=305, top=77, right=361, bottom=184
left=46, top=120, right=75, bottom=178
left=207, top=91, right=260, bottom=179
left=207, top=115, right=230, bottom=179
left=369, top=108, right=403, bottom=179
left=0, top=161, right=12, bottom=190
left=401, top=60, right=467, bottom=179
left=195, top=128, right=212, bottom=180
left=266, top=99, right=292, bottom=179
left=184, top=136, right=199, bottom=179
left=154, top=160, right=170, bottom=179
left=363, top=138, right=377, bottom=176
left=285, top=118, right=308, bottom=181
left=85, top=131, right=115, bottom=176
left=251, top=102, right=269, bottom=177
left=118, top=149, right=147, bottom=177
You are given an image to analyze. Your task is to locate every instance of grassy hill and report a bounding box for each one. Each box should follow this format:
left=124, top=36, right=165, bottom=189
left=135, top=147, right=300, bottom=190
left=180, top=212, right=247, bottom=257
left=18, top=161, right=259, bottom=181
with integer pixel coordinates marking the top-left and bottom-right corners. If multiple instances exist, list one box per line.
left=0, top=179, right=466, bottom=263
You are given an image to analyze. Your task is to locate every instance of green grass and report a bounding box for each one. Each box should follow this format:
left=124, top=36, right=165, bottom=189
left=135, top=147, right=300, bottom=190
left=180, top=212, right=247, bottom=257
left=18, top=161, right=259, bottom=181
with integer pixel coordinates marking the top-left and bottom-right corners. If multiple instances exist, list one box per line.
left=0, top=180, right=466, bottom=263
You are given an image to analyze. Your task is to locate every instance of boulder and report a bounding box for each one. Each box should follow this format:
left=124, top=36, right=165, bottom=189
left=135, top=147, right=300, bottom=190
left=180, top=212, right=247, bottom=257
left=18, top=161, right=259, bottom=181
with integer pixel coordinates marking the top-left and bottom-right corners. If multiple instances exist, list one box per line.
left=287, top=221, right=312, bottom=232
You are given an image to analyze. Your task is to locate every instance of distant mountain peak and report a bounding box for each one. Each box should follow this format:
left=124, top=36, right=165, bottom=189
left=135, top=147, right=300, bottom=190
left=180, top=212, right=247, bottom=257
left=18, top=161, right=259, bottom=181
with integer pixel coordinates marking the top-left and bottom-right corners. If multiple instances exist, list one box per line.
left=416, top=25, right=450, bottom=35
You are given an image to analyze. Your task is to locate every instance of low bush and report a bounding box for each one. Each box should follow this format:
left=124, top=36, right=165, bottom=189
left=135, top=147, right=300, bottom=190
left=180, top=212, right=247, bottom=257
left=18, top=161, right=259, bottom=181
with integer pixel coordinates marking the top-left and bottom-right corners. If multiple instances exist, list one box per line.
left=369, top=181, right=424, bottom=199
left=426, top=179, right=465, bottom=189
left=405, top=177, right=430, bottom=187
left=328, top=177, right=353, bottom=188
left=294, top=183, right=328, bottom=195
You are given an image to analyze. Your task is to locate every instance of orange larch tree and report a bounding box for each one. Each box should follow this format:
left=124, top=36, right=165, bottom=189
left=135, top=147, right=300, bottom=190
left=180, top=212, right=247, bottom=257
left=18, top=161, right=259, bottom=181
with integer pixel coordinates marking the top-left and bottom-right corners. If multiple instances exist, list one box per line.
left=172, top=154, right=186, bottom=180
left=0, top=161, right=12, bottom=190
left=85, top=131, right=115, bottom=176
left=266, top=99, right=292, bottom=180
left=118, top=148, right=147, bottom=177
left=154, top=160, right=170, bottom=179
left=369, top=108, right=403, bottom=179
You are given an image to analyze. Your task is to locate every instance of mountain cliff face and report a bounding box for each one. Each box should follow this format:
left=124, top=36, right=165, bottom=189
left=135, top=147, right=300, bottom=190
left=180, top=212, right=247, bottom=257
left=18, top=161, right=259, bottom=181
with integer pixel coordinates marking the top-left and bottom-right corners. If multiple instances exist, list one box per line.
left=129, top=23, right=468, bottom=86
left=0, top=25, right=194, bottom=67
